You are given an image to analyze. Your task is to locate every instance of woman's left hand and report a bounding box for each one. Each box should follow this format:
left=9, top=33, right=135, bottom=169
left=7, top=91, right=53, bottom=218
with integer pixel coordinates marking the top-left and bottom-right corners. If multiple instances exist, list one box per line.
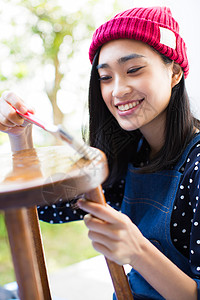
left=77, top=199, right=146, bottom=266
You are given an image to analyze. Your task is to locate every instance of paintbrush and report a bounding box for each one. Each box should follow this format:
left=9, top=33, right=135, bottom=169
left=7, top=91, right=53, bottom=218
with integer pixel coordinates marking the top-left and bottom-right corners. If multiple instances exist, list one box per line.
left=13, top=108, right=93, bottom=160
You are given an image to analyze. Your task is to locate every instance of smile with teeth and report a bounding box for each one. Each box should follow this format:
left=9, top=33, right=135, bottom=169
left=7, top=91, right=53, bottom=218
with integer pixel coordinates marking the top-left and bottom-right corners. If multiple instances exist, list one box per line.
left=117, top=100, right=143, bottom=111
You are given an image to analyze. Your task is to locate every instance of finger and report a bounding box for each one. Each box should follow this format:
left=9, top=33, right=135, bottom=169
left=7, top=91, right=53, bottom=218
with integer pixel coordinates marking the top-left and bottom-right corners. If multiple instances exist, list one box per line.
left=0, top=121, right=10, bottom=131
left=84, top=214, right=121, bottom=240
left=91, top=241, right=120, bottom=263
left=88, top=228, right=119, bottom=250
left=0, top=101, right=24, bottom=126
left=78, top=199, right=120, bottom=224
left=1, top=91, right=31, bottom=114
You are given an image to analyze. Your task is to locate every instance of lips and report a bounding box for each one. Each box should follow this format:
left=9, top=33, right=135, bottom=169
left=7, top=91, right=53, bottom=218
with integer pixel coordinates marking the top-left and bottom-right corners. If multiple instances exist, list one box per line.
left=117, top=99, right=144, bottom=112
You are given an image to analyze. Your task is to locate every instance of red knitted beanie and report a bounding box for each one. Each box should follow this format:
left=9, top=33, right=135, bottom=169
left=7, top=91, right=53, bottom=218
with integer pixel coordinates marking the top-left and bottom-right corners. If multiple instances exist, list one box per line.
left=89, top=7, right=189, bottom=78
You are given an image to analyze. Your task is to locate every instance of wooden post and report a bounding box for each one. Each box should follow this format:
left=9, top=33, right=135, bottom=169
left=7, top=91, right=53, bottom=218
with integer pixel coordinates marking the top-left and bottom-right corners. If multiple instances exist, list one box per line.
left=86, top=186, right=134, bottom=300
left=5, top=207, right=44, bottom=300
left=27, top=207, right=52, bottom=300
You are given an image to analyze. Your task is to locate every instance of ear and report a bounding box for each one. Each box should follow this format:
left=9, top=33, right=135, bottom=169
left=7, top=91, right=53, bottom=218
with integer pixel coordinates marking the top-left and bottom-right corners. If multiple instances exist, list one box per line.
left=171, top=62, right=183, bottom=88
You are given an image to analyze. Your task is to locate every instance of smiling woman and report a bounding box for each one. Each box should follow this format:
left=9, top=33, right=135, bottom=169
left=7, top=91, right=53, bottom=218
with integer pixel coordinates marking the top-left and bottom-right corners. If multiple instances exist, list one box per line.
left=0, top=5, right=200, bottom=300
left=97, top=39, right=179, bottom=136
left=79, top=6, right=200, bottom=300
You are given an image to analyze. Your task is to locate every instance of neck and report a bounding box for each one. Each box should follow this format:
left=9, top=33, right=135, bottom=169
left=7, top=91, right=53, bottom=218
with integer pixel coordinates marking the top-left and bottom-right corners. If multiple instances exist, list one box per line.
left=140, top=112, right=166, bottom=160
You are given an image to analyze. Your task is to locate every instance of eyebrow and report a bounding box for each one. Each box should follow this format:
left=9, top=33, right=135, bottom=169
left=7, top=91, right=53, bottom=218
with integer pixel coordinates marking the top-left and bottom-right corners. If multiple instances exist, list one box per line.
left=96, top=53, right=145, bottom=69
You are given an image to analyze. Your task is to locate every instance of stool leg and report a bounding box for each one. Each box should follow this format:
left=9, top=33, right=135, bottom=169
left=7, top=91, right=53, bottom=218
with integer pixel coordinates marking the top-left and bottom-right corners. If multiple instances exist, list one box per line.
left=4, top=207, right=44, bottom=300
left=86, top=186, right=134, bottom=300
left=27, top=207, right=52, bottom=300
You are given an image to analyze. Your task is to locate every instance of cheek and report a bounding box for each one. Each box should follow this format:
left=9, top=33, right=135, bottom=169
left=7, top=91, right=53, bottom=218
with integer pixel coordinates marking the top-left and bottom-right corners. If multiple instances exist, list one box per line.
left=100, top=84, right=112, bottom=107
left=145, top=73, right=172, bottom=105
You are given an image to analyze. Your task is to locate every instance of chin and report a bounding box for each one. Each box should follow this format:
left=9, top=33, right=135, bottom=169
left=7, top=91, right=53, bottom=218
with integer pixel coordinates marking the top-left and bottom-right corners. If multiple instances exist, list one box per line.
left=118, top=122, right=139, bottom=132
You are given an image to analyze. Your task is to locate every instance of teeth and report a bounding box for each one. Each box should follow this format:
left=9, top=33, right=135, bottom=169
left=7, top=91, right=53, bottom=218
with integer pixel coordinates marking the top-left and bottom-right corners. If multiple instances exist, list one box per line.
left=118, top=101, right=140, bottom=111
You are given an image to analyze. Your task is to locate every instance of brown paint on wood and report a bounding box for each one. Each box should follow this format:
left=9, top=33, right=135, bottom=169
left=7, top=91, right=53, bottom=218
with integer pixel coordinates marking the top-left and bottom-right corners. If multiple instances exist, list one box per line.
left=5, top=208, right=44, bottom=300
left=27, top=207, right=52, bottom=300
left=86, top=187, right=133, bottom=300
left=1, top=145, right=133, bottom=299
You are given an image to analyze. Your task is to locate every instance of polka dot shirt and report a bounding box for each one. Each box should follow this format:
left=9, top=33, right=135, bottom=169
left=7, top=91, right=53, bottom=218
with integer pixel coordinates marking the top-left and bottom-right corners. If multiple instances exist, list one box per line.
left=38, top=142, right=200, bottom=280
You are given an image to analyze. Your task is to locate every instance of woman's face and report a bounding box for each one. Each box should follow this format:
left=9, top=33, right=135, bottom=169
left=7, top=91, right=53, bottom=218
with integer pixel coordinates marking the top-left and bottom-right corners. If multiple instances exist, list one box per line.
left=97, top=39, right=175, bottom=136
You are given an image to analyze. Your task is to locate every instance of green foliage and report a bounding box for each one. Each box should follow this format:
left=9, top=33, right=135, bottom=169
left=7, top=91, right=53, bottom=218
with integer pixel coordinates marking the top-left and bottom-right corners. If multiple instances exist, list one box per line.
left=0, top=213, right=15, bottom=285
left=0, top=213, right=97, bottom=285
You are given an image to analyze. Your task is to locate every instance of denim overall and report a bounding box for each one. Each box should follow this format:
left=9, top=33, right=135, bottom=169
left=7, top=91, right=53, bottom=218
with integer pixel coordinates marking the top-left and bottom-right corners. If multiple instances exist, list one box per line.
left=115, top=135, right=200, bottom=300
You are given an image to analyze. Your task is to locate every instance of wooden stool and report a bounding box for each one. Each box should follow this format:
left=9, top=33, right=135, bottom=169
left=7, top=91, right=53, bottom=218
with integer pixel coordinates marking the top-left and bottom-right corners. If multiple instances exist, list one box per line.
left=0, top=145, right=133, bottom=300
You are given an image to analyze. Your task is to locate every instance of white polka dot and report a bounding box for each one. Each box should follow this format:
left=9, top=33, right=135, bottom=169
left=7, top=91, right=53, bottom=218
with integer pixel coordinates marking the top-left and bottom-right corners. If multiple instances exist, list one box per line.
left=59, top=212, right=63, bottom=215
left=187, top=185, right=190, bottom=189
left=197, top=153, right=200, bottom=157
left=65, top=216, right=69, bottom=220
left=187, top=158, right=190, bottom=163
left=53, top=213, right=57, bottom=217
left=59, top=221, right=63, bottom=223
left=59, top=198, right=63, bottom=202
left=191, top=219, right=193, bottom=223
left=66, top=203, right=70, bottom=207
left=194, top=222, right=199, bottom=226
left=189, top=179, right=193, bottom=183
left=183, top=245, right=187, bottom=249
left=198, top=185, right=200, bottom=189
left=180, top=185, right=184, bottom=189
left=195, top=161, right=199, bottom=165
left=197, top=240, right=200, bottom=244
left=182, top=229, right=186, bottom=233
left=80, top=215, right=83, bottom=219
left=174, top=206, right=177, bottom=210
left=50, top=220, right=54, bottom=224
left=197, top=144, right=200, bottom=147
left=52, top=204, right=56, bottom=208
left=189, top=202, right=192, bottom=206
left=45, top=206, right=48, bottom=209
left=191, top=250, right=194, bottom=254
left=174, top=239, right=178, bottom=242
left=37, top=206, right=40, bottom=208
left=182, top=212, right=186, bottom=216
left=40, top=211, right=44, bottom=214
left=197, top=267, right=200, bottom=271
left=194, top=166, right=198, bottom=171
left=193, top=208, right=196, bottom=213
left=180, top=195, right=184, bottom=199
left=196, top=196, right=199, bottom=201
left=116, top=202, right=120, bottom=206
left=73, top=210, right=77, bottom=214
left=173, top=223, right=178, bottom=227
left=181, top=167, right=185, bottom=172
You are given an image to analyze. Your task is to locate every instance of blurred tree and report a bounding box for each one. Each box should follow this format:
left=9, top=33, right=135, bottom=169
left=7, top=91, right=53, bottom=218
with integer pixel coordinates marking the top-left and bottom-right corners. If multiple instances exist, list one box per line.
left=0, top=0, right=122, bottom=130
left=20, top=0, right=96, bottom=125
left=0, top=0, right=97, bottom=125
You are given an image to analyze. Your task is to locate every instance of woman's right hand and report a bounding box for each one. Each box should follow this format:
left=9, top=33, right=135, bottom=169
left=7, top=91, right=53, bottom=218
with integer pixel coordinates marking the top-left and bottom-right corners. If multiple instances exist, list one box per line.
left=0, top=91, right=34, bottom=136
left=0, top=91, right=35, bottom=151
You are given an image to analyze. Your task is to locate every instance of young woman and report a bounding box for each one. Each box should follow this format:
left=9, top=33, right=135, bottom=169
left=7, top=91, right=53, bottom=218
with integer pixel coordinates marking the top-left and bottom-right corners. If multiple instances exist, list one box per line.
left=0, top=6, right=199, bottom=300
left=77, top=6, right=200, bottom=300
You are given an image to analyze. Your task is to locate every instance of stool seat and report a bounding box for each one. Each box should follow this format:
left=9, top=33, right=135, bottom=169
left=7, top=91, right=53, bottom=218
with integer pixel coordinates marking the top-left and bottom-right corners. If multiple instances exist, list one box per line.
left=0, top=145, right=108, bottom=210
left=0, top=145, right=133, bottom=300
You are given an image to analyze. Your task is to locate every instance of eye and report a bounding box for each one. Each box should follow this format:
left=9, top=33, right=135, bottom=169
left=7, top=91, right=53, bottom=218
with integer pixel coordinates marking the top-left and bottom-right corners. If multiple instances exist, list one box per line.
left=127, top=67, right=143, bottom=74
left=98, top=75, right=112, bottom=81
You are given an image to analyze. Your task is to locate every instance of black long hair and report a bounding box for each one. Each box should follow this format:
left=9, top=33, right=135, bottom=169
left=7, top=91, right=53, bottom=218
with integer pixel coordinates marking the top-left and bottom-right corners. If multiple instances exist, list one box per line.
left=85, top=48, right=200, bottom=187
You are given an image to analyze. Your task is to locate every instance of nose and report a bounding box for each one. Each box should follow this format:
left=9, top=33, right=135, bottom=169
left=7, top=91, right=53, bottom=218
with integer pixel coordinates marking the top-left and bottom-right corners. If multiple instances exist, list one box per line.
left=112, top=76, right=132, bottom=98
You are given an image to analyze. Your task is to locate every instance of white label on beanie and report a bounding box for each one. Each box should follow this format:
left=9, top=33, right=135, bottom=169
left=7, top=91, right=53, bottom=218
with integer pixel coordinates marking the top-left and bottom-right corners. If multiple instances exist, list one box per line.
left=159, top=27, right=176, bottom=49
